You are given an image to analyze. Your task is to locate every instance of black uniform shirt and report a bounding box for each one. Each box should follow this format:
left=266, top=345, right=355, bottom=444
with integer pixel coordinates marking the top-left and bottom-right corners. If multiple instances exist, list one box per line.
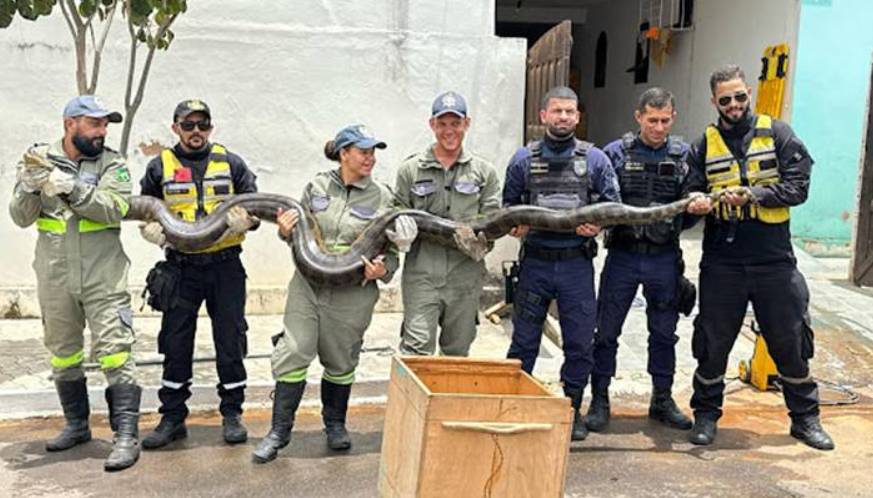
left=684, top=113, right=814, bottom=265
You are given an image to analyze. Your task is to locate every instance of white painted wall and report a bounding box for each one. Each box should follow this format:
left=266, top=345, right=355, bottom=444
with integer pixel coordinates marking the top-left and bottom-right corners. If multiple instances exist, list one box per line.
left=0, top=0, right=526, bottom=297
left=576, top=0, right=801, bottom=146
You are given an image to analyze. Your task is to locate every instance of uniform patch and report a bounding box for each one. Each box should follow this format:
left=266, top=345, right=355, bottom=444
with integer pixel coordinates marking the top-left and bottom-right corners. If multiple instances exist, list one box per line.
left=114, top=168, right=131, bottom=183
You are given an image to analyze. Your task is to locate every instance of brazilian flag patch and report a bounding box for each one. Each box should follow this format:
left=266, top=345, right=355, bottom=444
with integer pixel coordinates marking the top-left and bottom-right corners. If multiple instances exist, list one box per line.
left=115, top=167, right=131, bottom=183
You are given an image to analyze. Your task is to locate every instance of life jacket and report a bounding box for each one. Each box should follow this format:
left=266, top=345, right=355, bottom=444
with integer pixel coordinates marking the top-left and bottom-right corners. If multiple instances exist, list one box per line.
left=161, top=144, right=244, bottom=253
left=704, top=115, right=789, bottom=224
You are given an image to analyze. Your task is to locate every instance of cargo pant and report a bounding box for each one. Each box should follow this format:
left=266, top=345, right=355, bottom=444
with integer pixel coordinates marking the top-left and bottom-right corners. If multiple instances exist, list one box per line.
left=272, top=272, right=380, bottom=385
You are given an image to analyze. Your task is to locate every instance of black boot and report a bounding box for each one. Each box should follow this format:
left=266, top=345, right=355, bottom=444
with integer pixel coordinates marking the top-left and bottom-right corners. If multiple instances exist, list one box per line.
left=104, top=384, right=142, bottom=472
left=585, top=384, right=610, bottom=433
left=564, top=386, right=588, bottom=441
left=649, top=387, right=692, bottom=430
left=790, top=415, right=835, bottom=451
left=322, top=380, right=352, bottom=451
left=252, top=381, right=306, bottom=464
left=46, top=378, right=92, bottom=452
left=142, top=417, right=188, bottom=450
left=222, top=414, right=248, bottom=444
left=689, top=416, right=717, bottom=446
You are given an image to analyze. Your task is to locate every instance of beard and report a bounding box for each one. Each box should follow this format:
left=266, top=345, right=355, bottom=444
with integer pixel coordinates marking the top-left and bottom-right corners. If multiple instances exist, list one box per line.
left=546, top=123, right=575, bottom=141
left=718, top=105, right=750, bottom=126
left=72, top=133, right=104, bottom=157
left=184, top=135, right=208, bottom=152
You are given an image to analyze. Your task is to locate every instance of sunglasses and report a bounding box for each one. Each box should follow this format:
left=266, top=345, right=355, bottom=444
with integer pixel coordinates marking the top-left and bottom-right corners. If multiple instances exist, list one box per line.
left=179, top=120, right=213, bottom=132
left=717, top=92, right=749, bottom=107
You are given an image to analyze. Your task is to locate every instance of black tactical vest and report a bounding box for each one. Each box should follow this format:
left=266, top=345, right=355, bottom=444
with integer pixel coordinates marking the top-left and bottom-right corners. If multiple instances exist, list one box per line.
left=610, top=133, right=686, bottom=247
left=525, top=139, right=592, bottom=210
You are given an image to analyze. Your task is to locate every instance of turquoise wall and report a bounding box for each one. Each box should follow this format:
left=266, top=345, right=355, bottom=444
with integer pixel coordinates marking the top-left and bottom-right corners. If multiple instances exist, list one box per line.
left=792, top=0, right=873, bottom=245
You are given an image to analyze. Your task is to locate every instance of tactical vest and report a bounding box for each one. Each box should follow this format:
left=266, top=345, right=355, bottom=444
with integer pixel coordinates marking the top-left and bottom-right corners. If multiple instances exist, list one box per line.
left=161, top=144, right=244, bottom=253
left=525, top=140, right=592, bottom=210
left=704, top=115, right=789, bottom=224
left=611, top=133, right=686, bottom=246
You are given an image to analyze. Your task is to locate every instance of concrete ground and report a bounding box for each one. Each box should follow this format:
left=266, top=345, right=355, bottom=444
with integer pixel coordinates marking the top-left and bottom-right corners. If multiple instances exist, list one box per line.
left=1, top=236, right=872, bottom=497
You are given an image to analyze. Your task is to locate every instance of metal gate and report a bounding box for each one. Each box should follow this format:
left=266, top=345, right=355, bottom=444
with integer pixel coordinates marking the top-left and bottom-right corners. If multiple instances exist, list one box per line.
left=851, top=55, right=873, bottom=286
left=525, top=20, right=573, bottom=143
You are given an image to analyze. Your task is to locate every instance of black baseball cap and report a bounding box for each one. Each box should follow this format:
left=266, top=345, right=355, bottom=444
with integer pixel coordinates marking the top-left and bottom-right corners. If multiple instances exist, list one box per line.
left=173, top=99, right=211, bottom=122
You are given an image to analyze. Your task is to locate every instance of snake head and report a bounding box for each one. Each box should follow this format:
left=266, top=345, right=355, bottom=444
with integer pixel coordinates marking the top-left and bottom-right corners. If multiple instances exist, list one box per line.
left=23, top=147, right=54, bottom=170
left=453, top=225, right=489, bottom=261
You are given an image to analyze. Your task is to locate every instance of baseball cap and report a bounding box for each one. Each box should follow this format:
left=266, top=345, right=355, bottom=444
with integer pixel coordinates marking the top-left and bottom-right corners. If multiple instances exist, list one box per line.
left=431, top=91, right=468, bottom=118
left=62, top=95, right=122, bottom=123
left=334, top=125, right=387, bottom=150
left=173, top=99, right=212, bottom=122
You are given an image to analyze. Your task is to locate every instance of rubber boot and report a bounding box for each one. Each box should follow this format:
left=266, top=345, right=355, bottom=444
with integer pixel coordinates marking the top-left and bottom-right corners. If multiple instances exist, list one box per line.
left=104, top=384, right=142, bottom=472
left=585, top=384, right=610, bottom=433
left=142, top=417, right=188, bottom=450
left=689, top=416, right=717, bottom=446
left=251, top=381, right=306, bottom=464
left=790, top=415, right=835, bottom=451
left=648, top=387, right=692, bottom=430
left=46, top=378, right=92, bottom=452
left=321, top=380, right=352, bottom=451
left=564, top=386, right=588, bottom=441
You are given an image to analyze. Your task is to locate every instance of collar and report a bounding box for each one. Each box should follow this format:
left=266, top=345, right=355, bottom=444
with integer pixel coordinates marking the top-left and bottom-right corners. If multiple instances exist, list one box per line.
left=174, top=142, right=212, bottom=162
left=330, top=168, right=372, bottom=190
left=419, top=144, right=472, bottom=169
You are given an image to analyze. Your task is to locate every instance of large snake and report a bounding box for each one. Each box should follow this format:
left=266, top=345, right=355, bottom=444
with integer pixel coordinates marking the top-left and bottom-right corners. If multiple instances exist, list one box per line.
left=125, top=192, right=719, bottom=287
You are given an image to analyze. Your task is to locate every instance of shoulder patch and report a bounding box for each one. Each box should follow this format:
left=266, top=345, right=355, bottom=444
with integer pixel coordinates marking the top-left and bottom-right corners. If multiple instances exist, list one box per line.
left=114, top=166, right=131, bottom=183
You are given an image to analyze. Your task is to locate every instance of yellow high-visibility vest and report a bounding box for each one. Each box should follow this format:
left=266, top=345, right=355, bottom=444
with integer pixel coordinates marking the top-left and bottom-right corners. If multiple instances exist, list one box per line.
left=161, top=144, right=244, bottom=253
left=704, top=115, right=789, bottom=224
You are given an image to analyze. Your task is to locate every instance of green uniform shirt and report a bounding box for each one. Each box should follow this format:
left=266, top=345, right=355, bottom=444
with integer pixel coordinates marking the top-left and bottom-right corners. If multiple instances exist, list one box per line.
left=303, top=168, right=399, bottom=283
left=394, top=145, right=501, bottom=286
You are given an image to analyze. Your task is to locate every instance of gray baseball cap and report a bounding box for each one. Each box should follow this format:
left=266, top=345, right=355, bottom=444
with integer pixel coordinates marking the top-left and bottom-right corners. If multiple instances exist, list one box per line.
left=62, top=95, right=122, bottom=123
left=334, top=124, right=387, bottom=150
left=431, top=91, right=468, bottom=118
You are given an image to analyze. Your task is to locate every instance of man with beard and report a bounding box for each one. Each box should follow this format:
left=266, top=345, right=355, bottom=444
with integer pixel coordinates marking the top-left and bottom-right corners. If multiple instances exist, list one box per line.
left=138, top=99, right=258, bottom=449
left=503, top=86, right=619, bottom=442
left=9, top=95, right=141, bottom=471
left=395, top=91, right=502, bottom=357
left=684, top=65, right=834, bottom=450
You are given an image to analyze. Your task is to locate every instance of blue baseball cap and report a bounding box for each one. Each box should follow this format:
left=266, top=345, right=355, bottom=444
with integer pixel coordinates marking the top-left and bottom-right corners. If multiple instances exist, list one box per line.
left=62, top=95, right=123, bottom=123
left=334, top=125, right=387, bottom=150
left=431, top=91, right=467, bottom=118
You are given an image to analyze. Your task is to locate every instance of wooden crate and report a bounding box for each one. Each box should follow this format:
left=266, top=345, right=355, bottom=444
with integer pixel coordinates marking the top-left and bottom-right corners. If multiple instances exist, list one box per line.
left=378, top=356, right=572, bottom=498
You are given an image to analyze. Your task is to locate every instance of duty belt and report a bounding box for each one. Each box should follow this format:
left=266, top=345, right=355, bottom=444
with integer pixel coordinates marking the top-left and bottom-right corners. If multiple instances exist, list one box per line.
left=610, top=240, right=677, bottom=255
left=523, top=242, right=594, bottom=261
left=166, top=246, right=242, bottom=266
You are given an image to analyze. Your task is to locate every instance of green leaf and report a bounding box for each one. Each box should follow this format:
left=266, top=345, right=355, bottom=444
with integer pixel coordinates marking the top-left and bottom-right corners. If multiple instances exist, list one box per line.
left=130, top=0, right=151, bottom=18
left=77, top=0, right=96, bottom=18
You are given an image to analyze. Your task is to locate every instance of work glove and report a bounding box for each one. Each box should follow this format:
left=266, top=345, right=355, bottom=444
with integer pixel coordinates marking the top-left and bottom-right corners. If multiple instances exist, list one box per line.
left=17, top=165, right=51, bottom=194
left=225, top=206, right=257, bottom=236
left=42, top=169, right=77, bottom=197
left=139, top=221, right=167, bottom=247
left=386, top=215, right=418, bottom=253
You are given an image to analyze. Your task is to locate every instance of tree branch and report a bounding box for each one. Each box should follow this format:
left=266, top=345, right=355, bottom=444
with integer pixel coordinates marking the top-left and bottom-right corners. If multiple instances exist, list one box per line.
left=87, top=2, right=118, bottom=94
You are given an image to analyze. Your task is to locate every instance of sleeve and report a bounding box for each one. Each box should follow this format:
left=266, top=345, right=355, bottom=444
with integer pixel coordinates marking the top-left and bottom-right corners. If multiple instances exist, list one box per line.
left=749, top=121, right=813, bottom=208
left=680, top=136, right=708, bottom=230
left=393, top=159, right=414, bottom=209
left=587, top=148, right=621, bottom=203
left=8, top=157, right=42, bottom=228
left=477, top=161, right=502, bottom=216
left=502, top=147, right=530, bottom=207
left=139, top=156, right=165, bottom=198
left=230, top=153, right=258, bottom=194
left=602, top=141, right=625, bottom=175
left=65, top=154, right=132, bottom=224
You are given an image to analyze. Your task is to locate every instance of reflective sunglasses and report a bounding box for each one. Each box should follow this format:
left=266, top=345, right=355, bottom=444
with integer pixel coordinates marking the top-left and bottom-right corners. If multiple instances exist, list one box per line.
left=717, top=92, right=749, bottom=107
left=179, top=120, right=213, bottom=132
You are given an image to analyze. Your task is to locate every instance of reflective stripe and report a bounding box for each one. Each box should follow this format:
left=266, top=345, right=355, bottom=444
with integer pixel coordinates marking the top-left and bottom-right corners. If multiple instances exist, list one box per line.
left=79, top=219, right=120, bottom=233
left=779, top=374, right=813, bottom=385
left=323, top=370, right=355, bottom=385
left=277, top=368, right=308, bottom=383
left=694, top=371, right=725, bottom=386
left=330, top=244, right=351, bottom=253
left=223, top=380, right=247, bottom=390
left=98, top=351, right=130, bottom=370
left=162, top=379, right=191, bottom=390
left=37, top=218, right=66, bottom=233
left=107, top=191, right=130, bottom=217
left=51, top=350, right=85, bottom=369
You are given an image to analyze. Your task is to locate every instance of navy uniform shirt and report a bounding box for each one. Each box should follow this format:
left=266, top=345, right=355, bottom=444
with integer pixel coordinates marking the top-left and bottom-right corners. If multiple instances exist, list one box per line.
left=684, top=113, right=814, bottom=264
left=503, top=135, right=620, bottom=248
